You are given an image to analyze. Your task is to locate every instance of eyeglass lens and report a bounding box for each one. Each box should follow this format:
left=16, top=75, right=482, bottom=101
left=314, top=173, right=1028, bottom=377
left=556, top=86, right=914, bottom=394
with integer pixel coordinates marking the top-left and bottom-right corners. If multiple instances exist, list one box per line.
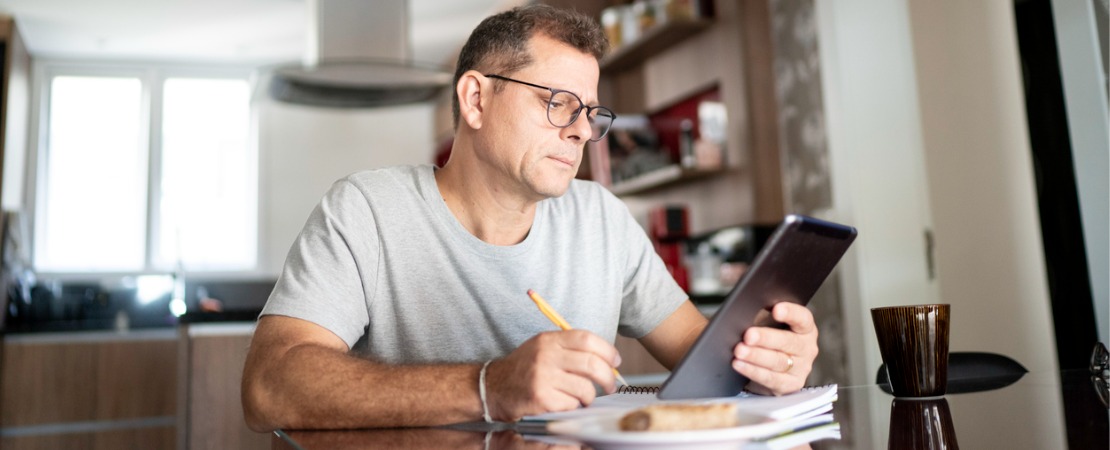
left=547, top=91, right=614, bottom=142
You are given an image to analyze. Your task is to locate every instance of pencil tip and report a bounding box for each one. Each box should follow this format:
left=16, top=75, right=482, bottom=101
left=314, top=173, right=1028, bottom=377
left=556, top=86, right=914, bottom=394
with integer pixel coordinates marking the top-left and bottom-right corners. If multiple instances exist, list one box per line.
left=616, top=373, right=630, bottom=387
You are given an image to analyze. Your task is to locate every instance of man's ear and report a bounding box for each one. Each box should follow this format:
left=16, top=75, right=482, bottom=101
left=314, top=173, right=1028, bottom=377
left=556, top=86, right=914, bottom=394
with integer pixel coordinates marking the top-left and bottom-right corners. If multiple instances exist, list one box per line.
left=456, top=71, right=485, bottom=130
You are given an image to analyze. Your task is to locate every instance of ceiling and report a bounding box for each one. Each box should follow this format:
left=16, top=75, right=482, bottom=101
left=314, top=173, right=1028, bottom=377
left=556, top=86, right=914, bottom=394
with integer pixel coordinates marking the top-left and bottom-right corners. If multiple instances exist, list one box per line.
left=0, top=0, right=510, bottom=66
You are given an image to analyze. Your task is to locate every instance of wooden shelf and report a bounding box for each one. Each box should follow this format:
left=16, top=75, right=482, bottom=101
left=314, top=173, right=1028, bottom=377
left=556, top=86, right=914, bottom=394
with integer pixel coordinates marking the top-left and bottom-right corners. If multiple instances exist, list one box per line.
left=600, top=18, right=714, bottom=73
left=609, top=164, right=725, bottom=196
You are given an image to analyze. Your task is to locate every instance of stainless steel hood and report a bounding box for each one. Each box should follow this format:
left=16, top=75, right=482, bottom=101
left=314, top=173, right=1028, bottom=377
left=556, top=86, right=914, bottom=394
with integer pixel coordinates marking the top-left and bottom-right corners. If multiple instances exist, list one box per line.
left=269, top=0, right=452, bottom=108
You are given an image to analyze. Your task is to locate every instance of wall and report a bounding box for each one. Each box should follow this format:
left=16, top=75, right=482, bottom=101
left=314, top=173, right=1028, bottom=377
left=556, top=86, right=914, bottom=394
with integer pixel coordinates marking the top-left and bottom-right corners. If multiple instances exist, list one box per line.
left=815, top=0, right=938, bottom=390
left=907, top=0, right=1058, bottom=374
left=817, top=1, right=1066, bottom=447
left=255, top=89, right=436, bottom=275
left=1, top=18, right=31, bottom=211
left=819, top=0, right=1068, bottom=380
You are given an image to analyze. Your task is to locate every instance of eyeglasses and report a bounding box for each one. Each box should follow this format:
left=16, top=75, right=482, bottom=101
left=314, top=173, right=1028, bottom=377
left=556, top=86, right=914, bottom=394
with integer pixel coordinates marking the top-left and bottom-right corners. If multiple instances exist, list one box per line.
left=485, top=74, right=616, bottom=142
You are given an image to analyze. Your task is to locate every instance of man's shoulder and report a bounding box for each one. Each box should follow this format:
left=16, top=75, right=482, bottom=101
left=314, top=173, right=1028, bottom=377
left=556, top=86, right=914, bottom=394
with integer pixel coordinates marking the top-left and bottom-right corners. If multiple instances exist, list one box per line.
left=323, top=165, right=431, bottom=200
left=341, top=164, right=428, bottom=189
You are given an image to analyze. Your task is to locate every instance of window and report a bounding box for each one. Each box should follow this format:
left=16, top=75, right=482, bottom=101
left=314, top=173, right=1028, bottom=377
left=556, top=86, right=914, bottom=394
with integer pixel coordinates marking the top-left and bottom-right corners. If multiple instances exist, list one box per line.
left=34, top=67, right=257, bottom=274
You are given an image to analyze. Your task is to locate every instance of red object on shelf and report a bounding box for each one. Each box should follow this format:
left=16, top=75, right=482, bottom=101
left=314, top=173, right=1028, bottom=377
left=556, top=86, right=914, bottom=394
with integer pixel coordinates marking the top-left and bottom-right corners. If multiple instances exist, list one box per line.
left=648, top=86, right=721, bottom=162
left=654, top=240, right=690, bottom=292
left=649, top=205, right=690, bottom=292
left=648, top=205, right=690, bottom=241
left=668, top=263, right=689, bottom=292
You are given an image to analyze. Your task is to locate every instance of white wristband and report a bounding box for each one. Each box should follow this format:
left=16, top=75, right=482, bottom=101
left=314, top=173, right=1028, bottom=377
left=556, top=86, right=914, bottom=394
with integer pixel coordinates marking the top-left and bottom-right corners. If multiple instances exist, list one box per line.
left=479, top=360, right=493, bottom=423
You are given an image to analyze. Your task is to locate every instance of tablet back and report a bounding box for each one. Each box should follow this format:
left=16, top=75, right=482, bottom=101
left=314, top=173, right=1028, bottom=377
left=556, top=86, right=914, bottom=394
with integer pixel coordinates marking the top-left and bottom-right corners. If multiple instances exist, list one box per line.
left=657, top=214, right=857, bottom=399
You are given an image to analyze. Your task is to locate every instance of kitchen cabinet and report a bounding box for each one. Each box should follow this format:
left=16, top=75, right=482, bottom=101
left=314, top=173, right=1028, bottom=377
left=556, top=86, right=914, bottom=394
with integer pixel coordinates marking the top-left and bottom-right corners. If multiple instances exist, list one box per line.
left=0, top=323, right=268, bottom=450
left=177, top=323, right=267, bottom=450
left=0, top=330, right=178, bottom=450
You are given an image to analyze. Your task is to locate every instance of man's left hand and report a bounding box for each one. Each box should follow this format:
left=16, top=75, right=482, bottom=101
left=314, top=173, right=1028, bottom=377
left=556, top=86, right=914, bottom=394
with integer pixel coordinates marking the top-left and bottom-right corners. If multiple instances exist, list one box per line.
left=731, top=302, right=818, bottom=395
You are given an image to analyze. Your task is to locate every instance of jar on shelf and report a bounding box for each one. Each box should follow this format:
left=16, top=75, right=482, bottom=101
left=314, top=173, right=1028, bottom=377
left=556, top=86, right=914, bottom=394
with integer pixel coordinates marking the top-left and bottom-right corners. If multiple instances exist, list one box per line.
left=601, top=6, right=623, bottom=49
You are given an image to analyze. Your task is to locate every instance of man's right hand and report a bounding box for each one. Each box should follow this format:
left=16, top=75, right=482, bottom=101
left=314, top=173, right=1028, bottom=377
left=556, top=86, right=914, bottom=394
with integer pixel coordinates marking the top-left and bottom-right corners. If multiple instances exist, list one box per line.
left=483, top=330, right=622, bottom=421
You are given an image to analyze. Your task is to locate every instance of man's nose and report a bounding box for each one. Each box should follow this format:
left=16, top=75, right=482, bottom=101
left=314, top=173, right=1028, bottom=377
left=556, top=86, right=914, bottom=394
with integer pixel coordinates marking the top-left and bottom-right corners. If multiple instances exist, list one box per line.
left=563, top=109, right=592, bottom=142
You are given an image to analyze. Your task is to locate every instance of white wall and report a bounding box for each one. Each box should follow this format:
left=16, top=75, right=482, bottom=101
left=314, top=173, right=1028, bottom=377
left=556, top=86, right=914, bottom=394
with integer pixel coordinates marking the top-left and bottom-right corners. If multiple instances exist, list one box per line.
left=2, top=24, right=31, bottom=211
left=819, top=1, right=1067, bottom=447
left=819, top=0, right=1063, bottom=376
left=815, top=0, right=938, bottom=386
left=815, top=2, right=939, bottom=446
left=907, top=0, right=1059, bottom=374
left=255, top=93, right=436, bottom=275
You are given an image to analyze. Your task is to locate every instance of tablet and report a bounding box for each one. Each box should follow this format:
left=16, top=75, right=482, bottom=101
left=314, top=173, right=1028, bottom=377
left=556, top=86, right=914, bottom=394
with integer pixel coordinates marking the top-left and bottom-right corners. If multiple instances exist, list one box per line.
left=657, top=214, right=857, bottom=399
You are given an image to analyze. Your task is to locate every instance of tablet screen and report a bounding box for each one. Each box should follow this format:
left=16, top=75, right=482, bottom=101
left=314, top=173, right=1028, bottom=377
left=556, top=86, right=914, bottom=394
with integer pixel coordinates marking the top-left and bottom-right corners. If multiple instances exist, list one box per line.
left=657, top=214, right=857, bottom=400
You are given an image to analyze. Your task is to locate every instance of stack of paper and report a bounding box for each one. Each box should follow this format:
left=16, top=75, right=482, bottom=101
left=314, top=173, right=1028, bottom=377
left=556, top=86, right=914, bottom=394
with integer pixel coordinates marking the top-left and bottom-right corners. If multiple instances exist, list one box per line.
left=517, top=384, right=840, bottom=448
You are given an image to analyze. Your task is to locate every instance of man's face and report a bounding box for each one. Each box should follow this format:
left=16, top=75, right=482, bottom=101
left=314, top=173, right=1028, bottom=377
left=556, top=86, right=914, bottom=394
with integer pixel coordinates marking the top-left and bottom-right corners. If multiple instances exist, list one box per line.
left=475, top=33, right=600, bottom=201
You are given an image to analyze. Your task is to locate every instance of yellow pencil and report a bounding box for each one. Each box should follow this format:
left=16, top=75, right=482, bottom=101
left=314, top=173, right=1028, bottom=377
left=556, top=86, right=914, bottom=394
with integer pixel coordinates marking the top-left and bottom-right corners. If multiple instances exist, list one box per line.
left=526, top=289, right=629, bottom=387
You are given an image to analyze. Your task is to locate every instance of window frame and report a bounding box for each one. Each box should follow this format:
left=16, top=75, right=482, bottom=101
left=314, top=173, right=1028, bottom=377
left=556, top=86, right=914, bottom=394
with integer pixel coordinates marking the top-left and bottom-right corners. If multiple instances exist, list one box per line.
left=28, top=60, right=262, bottom=280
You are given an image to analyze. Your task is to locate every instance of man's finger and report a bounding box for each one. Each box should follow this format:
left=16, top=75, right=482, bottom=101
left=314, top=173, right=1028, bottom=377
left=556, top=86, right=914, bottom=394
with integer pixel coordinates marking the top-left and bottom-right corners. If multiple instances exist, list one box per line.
left=554, top=329, right=622, bottom=367
left=732, top=358, right=802, bottom=395
left=734, top=343, right=807, bottom=373
left=560, top=348, right=617, bottom=393
left=552, top=372, right=598, bottom=408
left=772, top=302, right=817, bottom=334
left=743, top=326, right=814, bottom=359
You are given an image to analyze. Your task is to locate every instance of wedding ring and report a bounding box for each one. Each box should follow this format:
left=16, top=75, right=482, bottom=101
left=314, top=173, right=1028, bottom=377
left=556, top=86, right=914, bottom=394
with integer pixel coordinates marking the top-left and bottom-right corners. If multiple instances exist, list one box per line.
left=785, top=354, right=795, bottom=373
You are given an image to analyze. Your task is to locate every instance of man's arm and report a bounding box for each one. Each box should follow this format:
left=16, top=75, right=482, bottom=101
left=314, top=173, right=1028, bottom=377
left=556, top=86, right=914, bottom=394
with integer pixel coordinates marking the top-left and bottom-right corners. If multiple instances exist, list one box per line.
left=637, top=301, right=818, bottom=395
left=241, top=315, right=483, bottom=431
left=637, top=301, right=708, bottom=369
left=242, top=315, right=624, bottom=430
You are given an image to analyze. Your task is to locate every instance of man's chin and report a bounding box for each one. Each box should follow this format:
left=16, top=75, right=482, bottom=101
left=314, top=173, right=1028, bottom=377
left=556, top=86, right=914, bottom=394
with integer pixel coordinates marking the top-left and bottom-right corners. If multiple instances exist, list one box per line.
left=531, top=177, right=573, bottom=199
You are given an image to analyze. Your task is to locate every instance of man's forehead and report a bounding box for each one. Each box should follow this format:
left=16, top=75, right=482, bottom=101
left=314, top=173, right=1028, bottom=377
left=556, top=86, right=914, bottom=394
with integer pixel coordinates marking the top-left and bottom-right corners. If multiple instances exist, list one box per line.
left=519, top=35, right=600, bottom=97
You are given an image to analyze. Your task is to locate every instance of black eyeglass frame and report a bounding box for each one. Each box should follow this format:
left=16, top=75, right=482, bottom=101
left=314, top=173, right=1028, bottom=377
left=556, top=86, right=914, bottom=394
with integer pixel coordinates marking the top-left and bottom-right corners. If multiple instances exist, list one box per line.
left=485, top=74, right=616, bottom=142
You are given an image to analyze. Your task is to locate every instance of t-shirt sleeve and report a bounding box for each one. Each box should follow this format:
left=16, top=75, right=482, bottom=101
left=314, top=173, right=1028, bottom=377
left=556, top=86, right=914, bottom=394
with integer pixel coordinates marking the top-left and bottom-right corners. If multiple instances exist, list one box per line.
left=260, top=179, right=377, bottom=349
left=610, top=197, right=689, bottom=339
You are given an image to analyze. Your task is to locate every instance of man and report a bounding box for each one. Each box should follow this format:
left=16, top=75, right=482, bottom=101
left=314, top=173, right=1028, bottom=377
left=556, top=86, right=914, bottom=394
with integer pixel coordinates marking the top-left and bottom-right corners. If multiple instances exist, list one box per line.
left=242, top=4, right=818, bottom=431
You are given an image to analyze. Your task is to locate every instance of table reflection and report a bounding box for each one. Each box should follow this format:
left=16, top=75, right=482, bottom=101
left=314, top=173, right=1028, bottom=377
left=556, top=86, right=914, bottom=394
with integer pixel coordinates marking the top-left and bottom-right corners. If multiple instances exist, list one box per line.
left=274, top=371, right=1107, bottom=450
left=887, top=398, right=958, bottom=449
left=275, top=427, right=588, bottom=450
left=813, top=370, right=1107, bottom=449
left=275, top=425, right=821, bottom=450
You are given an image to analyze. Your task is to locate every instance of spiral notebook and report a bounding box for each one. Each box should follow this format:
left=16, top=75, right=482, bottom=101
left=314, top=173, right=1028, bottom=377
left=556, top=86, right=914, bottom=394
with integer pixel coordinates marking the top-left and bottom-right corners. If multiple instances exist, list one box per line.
left=517, top=383, right=838, bottom=430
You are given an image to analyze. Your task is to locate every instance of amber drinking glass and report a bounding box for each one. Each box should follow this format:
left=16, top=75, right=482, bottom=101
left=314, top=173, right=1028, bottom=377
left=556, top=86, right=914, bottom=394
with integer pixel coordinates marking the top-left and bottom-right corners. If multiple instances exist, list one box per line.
left=871, top=304, right=951, bottom=397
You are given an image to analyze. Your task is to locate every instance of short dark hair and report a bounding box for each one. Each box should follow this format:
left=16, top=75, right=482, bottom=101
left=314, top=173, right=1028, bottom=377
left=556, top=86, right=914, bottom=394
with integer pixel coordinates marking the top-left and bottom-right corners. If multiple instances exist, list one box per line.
left=451, top=4, right=609, bottom=128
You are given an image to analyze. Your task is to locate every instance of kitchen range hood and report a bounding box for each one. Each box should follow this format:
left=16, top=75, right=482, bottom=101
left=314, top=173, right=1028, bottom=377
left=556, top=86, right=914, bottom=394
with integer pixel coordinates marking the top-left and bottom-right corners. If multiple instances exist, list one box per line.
left=269, top=0, right=452, bottom=108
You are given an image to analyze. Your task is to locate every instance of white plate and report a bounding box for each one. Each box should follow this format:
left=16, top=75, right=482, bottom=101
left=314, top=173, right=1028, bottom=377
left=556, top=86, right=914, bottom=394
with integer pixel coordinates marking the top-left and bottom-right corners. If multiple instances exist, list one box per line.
left=546, top=411, right=834, bottom=450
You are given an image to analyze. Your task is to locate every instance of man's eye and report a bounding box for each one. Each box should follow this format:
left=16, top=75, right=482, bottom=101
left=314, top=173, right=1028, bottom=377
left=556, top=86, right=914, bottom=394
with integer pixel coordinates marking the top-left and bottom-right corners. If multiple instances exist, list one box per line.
left=548, top=100, right=566, bottom=110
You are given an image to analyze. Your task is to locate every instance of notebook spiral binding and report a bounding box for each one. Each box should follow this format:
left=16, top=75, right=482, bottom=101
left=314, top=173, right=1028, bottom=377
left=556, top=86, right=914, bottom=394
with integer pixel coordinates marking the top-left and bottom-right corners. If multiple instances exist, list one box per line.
left=616, top=385, right=660, bottom=394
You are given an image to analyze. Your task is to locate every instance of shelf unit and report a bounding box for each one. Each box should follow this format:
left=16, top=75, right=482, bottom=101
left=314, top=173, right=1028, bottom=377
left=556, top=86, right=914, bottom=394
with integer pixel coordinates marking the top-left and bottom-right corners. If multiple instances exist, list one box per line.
left=600, top=18, right=714, bottom=73
left=609, top=164, right=727, bottom=196
left=593, top=13, right=723, bottom=197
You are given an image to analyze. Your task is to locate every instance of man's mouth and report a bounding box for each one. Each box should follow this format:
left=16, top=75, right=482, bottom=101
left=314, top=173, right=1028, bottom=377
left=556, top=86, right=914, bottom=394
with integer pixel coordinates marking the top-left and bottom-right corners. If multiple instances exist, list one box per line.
left=549, top=155, right=575, bottom=167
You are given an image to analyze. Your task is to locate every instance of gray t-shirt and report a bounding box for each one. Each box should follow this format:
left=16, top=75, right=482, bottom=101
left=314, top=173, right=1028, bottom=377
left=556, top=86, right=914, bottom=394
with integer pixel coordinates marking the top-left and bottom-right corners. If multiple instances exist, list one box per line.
left=261, top=164, right=687, bottom=364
